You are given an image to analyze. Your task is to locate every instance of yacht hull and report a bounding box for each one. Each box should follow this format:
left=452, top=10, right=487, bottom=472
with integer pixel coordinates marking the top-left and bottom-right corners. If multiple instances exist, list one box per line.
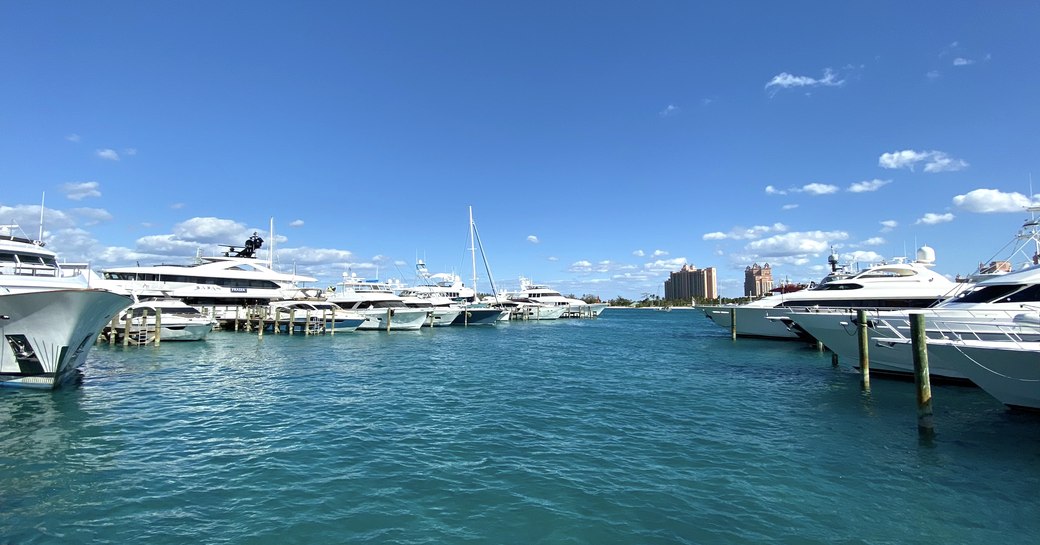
left=355, top=308, right=429, bottom=331
left=700, top=305, right=802, bottom=339
left=0, top=289, right=132, bottom=389
left=451, top=308, right=504, bottom=326
left=926, top=340, right=1040, bottom=409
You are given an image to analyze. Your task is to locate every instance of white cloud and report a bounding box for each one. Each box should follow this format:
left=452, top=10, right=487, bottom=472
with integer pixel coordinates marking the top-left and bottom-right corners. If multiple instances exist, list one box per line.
left=644, top=257, right=688, bottom=273
left=632, top=249, right=645, bottom=257
left=953, top=57, right=974, bottom=66
left=878, top=150, right=968, bottom=172
left=915, top=212, right=955, bottom=225
left=124, top=148, right=138, bottom=156
left=652, top=249, right=668, bottom=257
left=659, top=104, right=679, bottom=117
left=547, top=256, right=559, bottom=262
left=880, top=220, right=898, bottom=232
left=848, top=179, right=891, bottom=193
left=61, top=181, right=101, bottom=200
left=926, top=70, right=941, bottom=80
left=526, top=235, right=539, bottom=244
left=746, top=230, right=849, bottom=257
left=861, top=237, right=886, bottom=246
left=289, top=219, right=305, bottom=227
left=781, top=204, right=799, bottom=210
left=66, top=134, right=81, bottom=143
left=800, top=183, right=839, bottom=195
left=844, top=250, right=884, bottom=264
left=71, top=207, right=113, bottom=226
left=569, top=260, right=593, bottom=272
left=953, top=188, right=1039, bottom=213
left=172, top=217, right=251, bottom=243
left=96, top=148, right=120, bottom=161
left=702, top=223, right=788, bottom=241
left=768, top=183, right=838, bottom=195
left=170, top=203, right=185, bottom=209
left=765, top=68, right=845, bottom=93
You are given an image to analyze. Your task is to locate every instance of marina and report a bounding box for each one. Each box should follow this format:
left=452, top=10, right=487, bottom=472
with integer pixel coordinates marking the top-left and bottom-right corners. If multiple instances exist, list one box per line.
left=1, top=309, right=1038, bottom=543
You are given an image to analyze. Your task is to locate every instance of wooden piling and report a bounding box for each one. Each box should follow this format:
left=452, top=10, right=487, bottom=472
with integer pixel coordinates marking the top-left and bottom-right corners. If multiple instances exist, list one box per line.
left=386, top=308, right=392, bottom=332
left=154, top=308, right=162, bottom=346
left=856, top=309, right=870, bottom=388
left=108, top=315, right=118, bottom=345
left=729, top=308, right=736, bottom=340
left=910, top=313, right=935, bottom=437
left=122, top=312, right=132, bottom=347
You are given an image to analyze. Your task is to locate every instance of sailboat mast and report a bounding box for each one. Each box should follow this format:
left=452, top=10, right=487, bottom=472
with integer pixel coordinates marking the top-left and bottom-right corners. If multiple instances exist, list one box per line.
left=469, top=206, right=478, bottom=294
left=38, top=192, right=45, bottom=242
left=268, top=217, right=275, bottom=269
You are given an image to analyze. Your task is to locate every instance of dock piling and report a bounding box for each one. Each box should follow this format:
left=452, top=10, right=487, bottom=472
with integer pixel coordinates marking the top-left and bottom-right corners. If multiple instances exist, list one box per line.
left=857, top=309, right=870, bottom=389
left=910, top=313, right=935, bottom=438
left=729, top=308, right=736, bottom=340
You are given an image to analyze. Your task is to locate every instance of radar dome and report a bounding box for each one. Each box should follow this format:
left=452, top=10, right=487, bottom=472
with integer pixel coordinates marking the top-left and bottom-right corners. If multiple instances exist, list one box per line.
left=916, top=245, right=936, bottom=266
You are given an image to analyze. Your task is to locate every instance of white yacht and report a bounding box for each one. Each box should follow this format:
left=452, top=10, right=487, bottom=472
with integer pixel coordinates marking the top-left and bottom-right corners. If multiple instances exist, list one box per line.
left=492, top=297, right=569, bottom=320
left=266, top=300, right=366, bottom=333
left=97, top=233, right=317, bottom=319
left=1, top=224, right=132, bottom=389
left=502, top=276, right=608, bottom=317
left=700, top=246, right=966, bottom=339
left=787, top=264, right=1040, bottom=379
left=110, top=299, right=216, bottom=343
left=326, top=273, right=430, bottom=330
left=397, top=261, right=503, bottom=326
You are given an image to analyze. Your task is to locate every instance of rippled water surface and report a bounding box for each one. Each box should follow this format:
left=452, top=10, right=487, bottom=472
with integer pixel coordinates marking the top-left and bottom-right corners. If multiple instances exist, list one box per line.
left=2, top=309, right=1039, bottom=544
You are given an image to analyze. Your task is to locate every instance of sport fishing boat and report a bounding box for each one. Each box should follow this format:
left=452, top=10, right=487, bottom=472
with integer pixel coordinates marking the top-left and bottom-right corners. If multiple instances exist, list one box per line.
left=326, top=273, right=430, bottom=331
left=1, top=224, right=131, bottom=388
left=501, top=276, right=609, bottom=317
left=109, top=299, right=217, bottom=343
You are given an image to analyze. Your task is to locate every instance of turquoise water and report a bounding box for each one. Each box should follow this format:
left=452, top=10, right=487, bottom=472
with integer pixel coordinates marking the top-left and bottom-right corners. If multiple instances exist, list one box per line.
left=2, top=309, right=1038, bottom=544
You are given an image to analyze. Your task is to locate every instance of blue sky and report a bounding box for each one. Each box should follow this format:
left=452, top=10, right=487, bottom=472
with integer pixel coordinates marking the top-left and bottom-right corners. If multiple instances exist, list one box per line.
left=2, top=1, right=1038, bottom=299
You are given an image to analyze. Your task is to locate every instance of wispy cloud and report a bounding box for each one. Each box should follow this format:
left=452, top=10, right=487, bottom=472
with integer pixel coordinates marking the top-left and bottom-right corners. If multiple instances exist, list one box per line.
left=632, top=249, right=645, bottom=257
left=847, top=178, right=891, bottom=193
left=915, top=212, right=955, bottom=225
left=659, top=104, right=680, bottom=117
left=952, top=57, right=975, bottom=66
left=124, top=148, right=138, bottom=156
left=925, top=70, right=941, bottom=80
left=96, top=148, right=120, bottom=161
left=652, top=249, right=668, bottom=257
left=765, top=68, right=844, bottom=95
left=878, top=149, right=968, bottom=172
left=767, top=183, right=838, bottom=195
left=526, top=235, right=539, bottom=244
left=703, top=223, right=788, bottom=241
left=861, top=237, right=885, bottom=246
left=66, top=133, right=81, bottom=143
left=781, top=204, right=799, bottom=210
left=289, top=219, right=305, bottom=227
left=61, top=181, right=101, bottom=200
left=880, top=220, right=898, bottom=232
left=953, top=188, right=1040, bottom=213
